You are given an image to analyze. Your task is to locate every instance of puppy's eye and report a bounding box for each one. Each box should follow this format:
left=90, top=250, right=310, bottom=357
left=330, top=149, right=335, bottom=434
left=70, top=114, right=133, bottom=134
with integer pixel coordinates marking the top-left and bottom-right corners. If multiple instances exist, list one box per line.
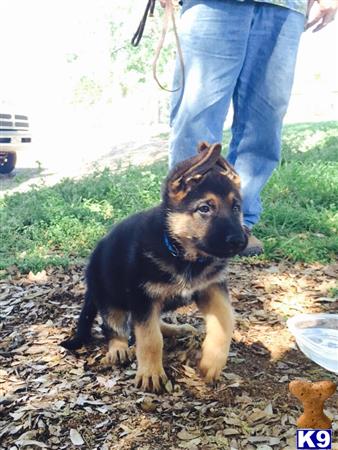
left=198, top=204, right=211, bottom=214
left=232, top=203, right=241, bottom=213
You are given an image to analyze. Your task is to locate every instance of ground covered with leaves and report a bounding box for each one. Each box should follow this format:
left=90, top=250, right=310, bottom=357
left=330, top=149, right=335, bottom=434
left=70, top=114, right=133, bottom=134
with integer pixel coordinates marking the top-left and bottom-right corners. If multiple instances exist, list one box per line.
left=1, top=261, right=337, bottom=450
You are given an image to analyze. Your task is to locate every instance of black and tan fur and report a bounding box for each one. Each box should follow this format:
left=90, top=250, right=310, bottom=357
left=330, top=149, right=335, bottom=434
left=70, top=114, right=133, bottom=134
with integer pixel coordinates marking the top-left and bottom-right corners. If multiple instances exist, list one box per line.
left=61, top=142, right=248, bottom=392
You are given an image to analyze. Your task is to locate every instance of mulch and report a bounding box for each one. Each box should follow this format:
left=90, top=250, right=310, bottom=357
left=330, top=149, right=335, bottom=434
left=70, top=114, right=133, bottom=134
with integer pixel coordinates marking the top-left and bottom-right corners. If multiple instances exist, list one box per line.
left=1, top=261, right=337, bottom=450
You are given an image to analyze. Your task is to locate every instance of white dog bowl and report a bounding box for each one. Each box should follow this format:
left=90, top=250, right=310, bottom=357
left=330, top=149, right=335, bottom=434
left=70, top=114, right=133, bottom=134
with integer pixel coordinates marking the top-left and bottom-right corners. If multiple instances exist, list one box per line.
left=287, top=313, right=338, bottom=374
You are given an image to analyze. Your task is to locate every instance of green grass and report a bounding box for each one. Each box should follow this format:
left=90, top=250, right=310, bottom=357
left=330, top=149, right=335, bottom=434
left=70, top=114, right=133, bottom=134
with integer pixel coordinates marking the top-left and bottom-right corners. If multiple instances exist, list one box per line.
left=0, top=121, right=337, bottom=274
left=255, top=122, right=338, bottom=262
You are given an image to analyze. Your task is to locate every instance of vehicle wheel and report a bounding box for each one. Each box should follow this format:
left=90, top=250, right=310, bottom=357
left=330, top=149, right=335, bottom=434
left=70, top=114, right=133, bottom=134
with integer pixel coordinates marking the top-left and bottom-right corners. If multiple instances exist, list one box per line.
left=0, top=152, right=17, bottom=174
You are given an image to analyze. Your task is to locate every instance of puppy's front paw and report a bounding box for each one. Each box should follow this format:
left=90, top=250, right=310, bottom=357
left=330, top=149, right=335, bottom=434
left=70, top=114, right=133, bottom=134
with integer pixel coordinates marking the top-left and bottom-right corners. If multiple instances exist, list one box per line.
left=101, top=339, right=134, bottom=366
left=134, top=367, right=168, bottom=392
left=199, top=347, right=228, bottom=383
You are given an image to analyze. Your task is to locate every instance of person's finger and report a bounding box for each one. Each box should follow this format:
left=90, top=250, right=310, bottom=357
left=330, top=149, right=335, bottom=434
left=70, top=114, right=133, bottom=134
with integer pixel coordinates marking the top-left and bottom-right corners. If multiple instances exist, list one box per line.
left=305, top=11, right=324, bottom=29
left=312, top=11, right=336, bottom=30
left=313, top=19, right=326, bottom=31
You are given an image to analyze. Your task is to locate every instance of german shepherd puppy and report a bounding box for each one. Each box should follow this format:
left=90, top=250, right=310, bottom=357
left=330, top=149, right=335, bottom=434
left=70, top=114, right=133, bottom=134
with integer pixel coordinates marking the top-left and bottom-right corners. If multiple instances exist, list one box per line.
left=61, top=142, right=248, bottom=392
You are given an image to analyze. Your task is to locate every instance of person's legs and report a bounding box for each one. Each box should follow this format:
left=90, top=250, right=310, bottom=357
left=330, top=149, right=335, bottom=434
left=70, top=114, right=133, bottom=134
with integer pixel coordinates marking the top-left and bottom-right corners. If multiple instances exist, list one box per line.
left=169, top=0, right=254, bottom=168
left=227, top=4, right=305, bottom=228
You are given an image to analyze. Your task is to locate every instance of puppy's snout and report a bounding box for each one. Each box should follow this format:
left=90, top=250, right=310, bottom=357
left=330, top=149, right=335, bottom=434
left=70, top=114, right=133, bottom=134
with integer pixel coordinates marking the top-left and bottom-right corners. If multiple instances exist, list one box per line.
left=225, top=233, right=247, bottom=247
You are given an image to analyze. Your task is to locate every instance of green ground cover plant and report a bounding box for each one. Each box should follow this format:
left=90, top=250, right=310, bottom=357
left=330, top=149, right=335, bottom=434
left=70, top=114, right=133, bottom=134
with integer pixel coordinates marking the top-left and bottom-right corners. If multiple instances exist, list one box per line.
left=0, top=122, right=337, bottom=273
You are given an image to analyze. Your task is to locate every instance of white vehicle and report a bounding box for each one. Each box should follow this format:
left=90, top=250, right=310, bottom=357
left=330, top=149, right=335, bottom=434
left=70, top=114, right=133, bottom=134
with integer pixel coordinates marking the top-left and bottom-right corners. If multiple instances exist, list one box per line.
left=0, top=112, right=31, bottom=174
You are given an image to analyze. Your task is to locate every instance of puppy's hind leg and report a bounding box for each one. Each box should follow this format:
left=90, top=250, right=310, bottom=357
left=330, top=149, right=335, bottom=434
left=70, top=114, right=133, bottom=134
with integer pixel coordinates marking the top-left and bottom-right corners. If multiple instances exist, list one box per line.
left=101, top=309, right=134, bottom=366
left=61, top=289, right=98, bottom=350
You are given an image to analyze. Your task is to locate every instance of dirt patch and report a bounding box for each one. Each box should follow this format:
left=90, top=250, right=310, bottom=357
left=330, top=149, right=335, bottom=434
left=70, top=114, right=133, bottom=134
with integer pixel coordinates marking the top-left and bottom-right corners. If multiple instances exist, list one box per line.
left=1, top=261, right=337, bottom=449
left=0, top=134, right=168, bottom=198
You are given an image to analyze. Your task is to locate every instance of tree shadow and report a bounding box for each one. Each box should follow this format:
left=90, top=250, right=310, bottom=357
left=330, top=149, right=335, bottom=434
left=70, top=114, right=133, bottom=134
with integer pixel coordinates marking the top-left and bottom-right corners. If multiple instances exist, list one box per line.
left=280, top=120, right=338, bottom=164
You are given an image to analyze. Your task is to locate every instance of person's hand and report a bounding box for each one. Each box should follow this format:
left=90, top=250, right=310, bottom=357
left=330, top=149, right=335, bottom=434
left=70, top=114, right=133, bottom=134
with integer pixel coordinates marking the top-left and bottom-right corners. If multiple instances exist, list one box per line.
left=159, top=0, right=167, bottom=7
left=306, top=0, right=338, bottom=32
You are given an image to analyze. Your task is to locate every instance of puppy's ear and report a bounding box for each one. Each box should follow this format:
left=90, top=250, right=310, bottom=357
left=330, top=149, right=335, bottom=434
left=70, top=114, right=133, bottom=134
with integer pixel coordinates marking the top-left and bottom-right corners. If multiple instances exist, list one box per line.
left=167, top=142, right=222, bottom=202
left=199, top=141, right=241, bottom=190
left=216, top=156, right=241, bottom=190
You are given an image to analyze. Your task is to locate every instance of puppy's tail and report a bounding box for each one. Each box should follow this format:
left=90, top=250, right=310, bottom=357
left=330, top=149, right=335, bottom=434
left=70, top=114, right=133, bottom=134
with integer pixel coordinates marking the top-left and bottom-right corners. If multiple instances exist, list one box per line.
left=61, top=291, right=98, bottom=350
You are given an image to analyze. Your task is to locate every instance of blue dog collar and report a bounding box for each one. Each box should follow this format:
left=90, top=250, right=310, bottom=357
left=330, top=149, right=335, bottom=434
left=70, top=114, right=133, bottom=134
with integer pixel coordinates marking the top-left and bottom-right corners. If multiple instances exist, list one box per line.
left=163, top=232, right=208, bottom=264
left=164, top=232, right=179, bottom=257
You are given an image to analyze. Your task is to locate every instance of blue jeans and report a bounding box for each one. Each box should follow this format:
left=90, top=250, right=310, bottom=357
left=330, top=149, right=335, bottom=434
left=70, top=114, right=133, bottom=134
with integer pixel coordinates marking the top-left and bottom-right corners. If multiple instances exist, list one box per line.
left=169, top=0, right=305, bottom=228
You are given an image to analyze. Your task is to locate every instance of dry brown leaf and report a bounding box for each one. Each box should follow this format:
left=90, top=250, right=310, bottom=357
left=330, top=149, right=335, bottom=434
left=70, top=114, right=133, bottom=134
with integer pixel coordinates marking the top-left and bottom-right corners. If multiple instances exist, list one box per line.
left=27, top=270, right=48, bottom=283
left=69, top=428, right=84, bottom=446
left=15, top=439, right=48, bottom=448
left=177, top=429, right=201, bottom=441
left=248, top=410, right=271, bottom=424
left=323, top=264, right=338, bottom=278
left=139, top=397, right=157, bottom=413
left=178, top=438, right=201, bottom=449
left=222, top=428, right=240, bottom=436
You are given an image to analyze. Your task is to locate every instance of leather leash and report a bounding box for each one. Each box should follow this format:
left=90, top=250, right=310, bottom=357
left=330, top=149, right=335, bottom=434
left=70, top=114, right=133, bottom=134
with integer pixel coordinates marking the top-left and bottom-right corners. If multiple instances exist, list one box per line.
left=131, top=0, right=185, bottom=92
left=131, top=0, right=156, bottom=47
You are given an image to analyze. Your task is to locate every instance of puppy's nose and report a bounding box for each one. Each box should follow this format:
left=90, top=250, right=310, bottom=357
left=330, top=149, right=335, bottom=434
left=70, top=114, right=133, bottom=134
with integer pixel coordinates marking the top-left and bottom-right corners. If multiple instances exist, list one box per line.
left=225, top=233, right=247, bottom=247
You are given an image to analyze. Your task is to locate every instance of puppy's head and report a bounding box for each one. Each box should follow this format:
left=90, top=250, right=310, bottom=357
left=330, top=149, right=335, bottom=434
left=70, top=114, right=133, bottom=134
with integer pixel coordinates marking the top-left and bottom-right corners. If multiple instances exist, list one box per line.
left=163, top=142, right=248, bottom=260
